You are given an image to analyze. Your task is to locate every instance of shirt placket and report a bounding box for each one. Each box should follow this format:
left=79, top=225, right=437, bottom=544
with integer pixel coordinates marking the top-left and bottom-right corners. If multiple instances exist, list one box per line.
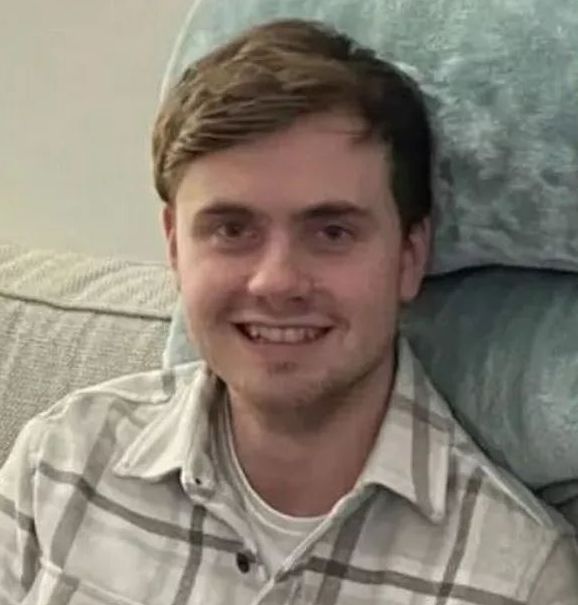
left=247, top=486, right=377, bottom=605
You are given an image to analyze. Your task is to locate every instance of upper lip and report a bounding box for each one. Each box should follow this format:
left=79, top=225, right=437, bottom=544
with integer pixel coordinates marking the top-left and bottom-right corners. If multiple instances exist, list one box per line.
left=232, top=318, right=334, bottom=329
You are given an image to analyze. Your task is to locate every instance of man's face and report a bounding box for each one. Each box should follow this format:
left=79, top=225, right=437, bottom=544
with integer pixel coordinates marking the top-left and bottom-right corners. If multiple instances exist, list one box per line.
left=163, top=111, right=429, bottom=415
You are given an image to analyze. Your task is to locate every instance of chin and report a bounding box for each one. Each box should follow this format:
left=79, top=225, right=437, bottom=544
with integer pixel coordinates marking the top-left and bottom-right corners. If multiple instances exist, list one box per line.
left=238, top=365, right=361, bottom=411
left=227, top=367, right=321, bottom=403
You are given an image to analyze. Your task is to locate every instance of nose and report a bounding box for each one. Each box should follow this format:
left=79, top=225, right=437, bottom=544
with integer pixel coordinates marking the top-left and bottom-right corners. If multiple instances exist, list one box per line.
left=246, top=235, right=313, bottom=302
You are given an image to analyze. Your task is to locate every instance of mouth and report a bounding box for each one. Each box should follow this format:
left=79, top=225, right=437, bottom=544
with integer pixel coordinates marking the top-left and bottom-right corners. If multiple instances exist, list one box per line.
left=234, top=323, right=332, bottom=345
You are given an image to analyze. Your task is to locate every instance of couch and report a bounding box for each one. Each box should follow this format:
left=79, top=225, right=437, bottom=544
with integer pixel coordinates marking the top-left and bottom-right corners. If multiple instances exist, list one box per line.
left=0, top=243, right=177, bottom=467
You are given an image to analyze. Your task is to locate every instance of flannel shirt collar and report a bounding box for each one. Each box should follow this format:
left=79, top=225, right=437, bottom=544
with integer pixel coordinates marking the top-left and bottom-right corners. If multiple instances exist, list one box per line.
left=114, top=363, right=223, bottom=493
left=114, top=339, right=452, bottom=523
left=357, top=338, right=453, bottom=522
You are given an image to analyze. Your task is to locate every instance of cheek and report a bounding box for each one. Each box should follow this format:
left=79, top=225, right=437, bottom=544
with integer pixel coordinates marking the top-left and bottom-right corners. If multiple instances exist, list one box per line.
left=338, top=263, right=402, bottom=344
left=178, top=259, right=243, bottom=324
left=330, top=253, right=401, bottom=304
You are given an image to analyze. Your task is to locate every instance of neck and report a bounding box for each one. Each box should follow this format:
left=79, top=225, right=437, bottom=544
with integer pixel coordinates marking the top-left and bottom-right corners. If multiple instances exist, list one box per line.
left=227, top=356, right=395, bottom=517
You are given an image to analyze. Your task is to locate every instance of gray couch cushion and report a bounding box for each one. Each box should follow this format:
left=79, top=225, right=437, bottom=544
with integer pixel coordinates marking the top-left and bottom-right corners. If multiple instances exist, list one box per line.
left=0, top=244, right=176, bottom=466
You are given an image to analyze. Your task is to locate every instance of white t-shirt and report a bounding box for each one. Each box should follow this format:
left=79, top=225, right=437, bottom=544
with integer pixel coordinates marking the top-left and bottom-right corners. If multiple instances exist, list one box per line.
left=216, top=403, right=326, bottom=577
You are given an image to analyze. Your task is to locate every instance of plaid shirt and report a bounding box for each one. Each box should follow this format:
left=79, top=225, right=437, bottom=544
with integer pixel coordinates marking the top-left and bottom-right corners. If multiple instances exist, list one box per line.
left=1, top=339, right=577, bottom=605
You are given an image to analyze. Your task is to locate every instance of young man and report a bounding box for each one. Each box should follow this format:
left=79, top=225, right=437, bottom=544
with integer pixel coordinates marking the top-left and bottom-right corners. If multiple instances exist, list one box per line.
left=1, top=19, right=577, bottom=605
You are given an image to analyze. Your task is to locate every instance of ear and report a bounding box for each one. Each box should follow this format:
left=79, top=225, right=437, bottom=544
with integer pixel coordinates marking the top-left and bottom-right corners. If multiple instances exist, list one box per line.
left=162, top=204, right=178, bottom=274
left=399, top=218, right=431, bottom=303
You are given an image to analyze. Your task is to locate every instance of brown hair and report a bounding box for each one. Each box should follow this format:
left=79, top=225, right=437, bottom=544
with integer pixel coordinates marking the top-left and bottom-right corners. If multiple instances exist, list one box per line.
left=153, top=19, right=433, bottom=233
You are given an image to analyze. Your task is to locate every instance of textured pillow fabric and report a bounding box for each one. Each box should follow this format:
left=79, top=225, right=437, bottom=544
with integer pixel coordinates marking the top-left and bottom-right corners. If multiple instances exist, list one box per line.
left=539, top=482, right=578, bottom=533
left=161, top=0, right=578, bottom=274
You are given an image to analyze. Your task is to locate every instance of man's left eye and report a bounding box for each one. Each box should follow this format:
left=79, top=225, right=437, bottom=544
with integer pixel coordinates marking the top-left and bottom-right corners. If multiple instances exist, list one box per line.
left=216, top=222, right=248, bottom=239
left=319, top=224, right=354, bottom=242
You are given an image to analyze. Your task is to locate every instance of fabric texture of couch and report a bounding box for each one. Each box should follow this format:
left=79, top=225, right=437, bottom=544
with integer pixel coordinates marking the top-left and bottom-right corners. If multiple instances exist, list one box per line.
left=0, top=243, right=176, bottom=467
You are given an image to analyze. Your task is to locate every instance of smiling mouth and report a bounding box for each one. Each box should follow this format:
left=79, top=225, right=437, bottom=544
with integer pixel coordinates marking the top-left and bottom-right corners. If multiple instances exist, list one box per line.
left=235, top=323, right=331, bottom=344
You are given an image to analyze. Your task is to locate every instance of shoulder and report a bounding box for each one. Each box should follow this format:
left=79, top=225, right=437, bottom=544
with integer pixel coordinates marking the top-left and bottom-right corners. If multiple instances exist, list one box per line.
left=21, top=362, right=204, bottom=471
left=404, top=338, right=572, bottom=537
left=446, top=418, right=577, bottom=589
left=409, top=346, right=577, bottom=585
left=436, top=408, right=578, bottom=597
left=450, top=420, right=570, bottom=533
left=37, top=362, right=202, bottom=423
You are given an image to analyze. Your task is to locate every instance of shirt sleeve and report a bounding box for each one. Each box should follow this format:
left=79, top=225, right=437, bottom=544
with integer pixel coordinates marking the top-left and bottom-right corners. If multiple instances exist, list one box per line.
left=527, top=533, right=578, bottom=604
left=0, top=420, right=42, bottom=605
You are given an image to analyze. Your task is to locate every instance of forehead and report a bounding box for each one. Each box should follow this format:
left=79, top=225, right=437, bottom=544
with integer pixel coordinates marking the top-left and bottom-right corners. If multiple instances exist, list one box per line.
left=175, top=111, right=393, bottom=215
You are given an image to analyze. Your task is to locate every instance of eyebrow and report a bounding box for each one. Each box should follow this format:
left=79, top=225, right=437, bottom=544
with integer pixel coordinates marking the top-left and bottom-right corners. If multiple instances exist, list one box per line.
left=194, top=199, right=373, bottom=222
left=194, top=202, right=254, bottom=219
left=297, top=201, right=372, bottom=222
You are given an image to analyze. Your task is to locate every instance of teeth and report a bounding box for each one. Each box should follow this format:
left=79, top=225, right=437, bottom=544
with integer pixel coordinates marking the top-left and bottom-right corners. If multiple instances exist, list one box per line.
left=243, top=325, right=325, bottom=344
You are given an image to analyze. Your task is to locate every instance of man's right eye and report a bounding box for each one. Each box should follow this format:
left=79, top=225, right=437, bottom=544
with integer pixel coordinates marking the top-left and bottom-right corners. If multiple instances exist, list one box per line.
left=212, top=220, right=259, bottom=249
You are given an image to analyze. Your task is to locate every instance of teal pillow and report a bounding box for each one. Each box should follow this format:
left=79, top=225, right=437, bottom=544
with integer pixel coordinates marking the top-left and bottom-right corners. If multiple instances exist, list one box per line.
left=161, top=298, right=193, bottom=368
left=401, top=268, right=578, bottom=528
left=161, top=0, right=578, bottom=274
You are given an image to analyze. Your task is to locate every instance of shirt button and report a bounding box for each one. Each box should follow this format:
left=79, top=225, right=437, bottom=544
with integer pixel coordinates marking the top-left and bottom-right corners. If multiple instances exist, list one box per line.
left=236, top=552, right=251, bottom=574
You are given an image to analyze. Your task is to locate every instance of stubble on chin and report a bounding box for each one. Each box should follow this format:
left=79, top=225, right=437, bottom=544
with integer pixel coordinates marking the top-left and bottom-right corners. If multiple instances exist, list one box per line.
left=227, top=357, right=385, bottom=434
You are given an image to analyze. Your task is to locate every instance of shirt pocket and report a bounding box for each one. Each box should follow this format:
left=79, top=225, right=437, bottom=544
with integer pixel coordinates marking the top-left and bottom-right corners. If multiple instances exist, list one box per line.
left=22, top=560, right=145, bottom=605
